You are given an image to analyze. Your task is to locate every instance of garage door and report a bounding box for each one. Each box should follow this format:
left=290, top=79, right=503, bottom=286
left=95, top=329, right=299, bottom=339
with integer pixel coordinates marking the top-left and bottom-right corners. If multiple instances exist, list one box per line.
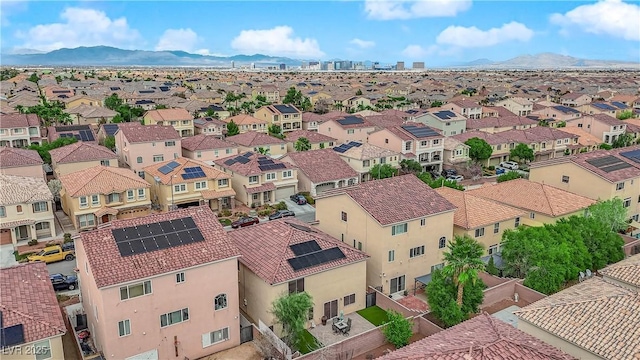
left=125, top=349, right=158, bottom=360
left=315, top=182, right=336, bottom=196
left=0, top=229, right=12, bottom=245
left=275, top=186, right=296, bottom=200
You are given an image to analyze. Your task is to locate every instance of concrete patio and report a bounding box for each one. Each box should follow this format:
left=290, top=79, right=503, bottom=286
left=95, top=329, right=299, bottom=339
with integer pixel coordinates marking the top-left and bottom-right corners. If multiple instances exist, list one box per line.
left=308, top=312, right=376, bottom=346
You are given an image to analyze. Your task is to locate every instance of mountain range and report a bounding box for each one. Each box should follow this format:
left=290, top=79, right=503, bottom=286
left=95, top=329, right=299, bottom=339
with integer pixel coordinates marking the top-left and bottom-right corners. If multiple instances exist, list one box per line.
left=2, top=46, right=638, bottom=69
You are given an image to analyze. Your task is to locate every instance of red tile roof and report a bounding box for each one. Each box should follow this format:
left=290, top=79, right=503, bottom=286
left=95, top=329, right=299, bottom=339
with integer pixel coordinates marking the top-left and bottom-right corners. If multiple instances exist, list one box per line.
left=559, top=146, right=640, bottom=183
left=0, top=146, right=43, bottom=167
left=466, top=116, right=538, bottom=130
left=0, top=262, right=66, bottom=344
left=116, top=122, right=180, bottom=143
left=59, top=165, right=150, bottom=197
left=226, top=131, right=286, bottom=147
left=227, top=219, right=368, bottom=284
left=285, top=129, right=336, bottom=144
left=79, top=206, right=239, bottom=288
left=379, top=313, right=575, bottom=360
left=0, top=113, right=40, bottom=128
left=282, top=149, right=357, bottom=183
left=144, top=108, right=193, bottom=121
left=244, top=182, right=276, bottom=194
left=49, top=141, right=116, bottom=164
left=181, top=134, right=236, bottom=151
left=215, top=152, right=295, bottom=177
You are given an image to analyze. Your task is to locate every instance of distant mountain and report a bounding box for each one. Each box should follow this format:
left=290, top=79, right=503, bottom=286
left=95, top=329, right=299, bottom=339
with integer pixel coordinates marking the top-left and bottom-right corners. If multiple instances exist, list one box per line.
left=455, top=53, right=640, bottom=69
left=1, top=46, right=302, bottom=67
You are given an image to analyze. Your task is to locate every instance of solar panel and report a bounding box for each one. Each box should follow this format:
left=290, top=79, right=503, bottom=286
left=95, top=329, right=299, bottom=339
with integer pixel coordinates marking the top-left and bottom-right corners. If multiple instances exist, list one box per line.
left=112, top=216, right=204, bottom=257
left=337, top=116, right=364, bottom=126
left=401, top=125, right=439, bottom=138
left=80, top=130, right=95, bottom=141
left=601, top=162, right=632, bottom=173
left=611, top=101, right=627, bottom=109
left=434, top=110, right=456, bottom=120
left=585, top=155, right=623, bottom=168
left=167, top=161, right=180, bottom=169
left=287, top=246, right=346, bottom=271
left=258, top=165, right=272, bottom=171
left=224, top=159, right=237, bottom=166
left=272, top=163, right=286, bottom=169
left=347, top=141, right=362, bottom=147
left=620, top=150, right=640, bottom=164
left=1, top=324, right=25, bottom=347
left=273, top=104, right=299, bottom=114
left=290, top=240, right=322, bottom=256
left=333, top=147, right=347, bottom=153
left=237, top=156, right=250, bottom=164
left=554, top=105, right=579, bottom=114
left=102, top=124, right=119, bottom=136
left=158, top=165, right=173, bottom=175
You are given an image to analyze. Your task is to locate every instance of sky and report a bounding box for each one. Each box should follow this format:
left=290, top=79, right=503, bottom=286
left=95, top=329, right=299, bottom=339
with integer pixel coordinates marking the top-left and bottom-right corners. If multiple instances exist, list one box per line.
left=1, top=0, right=639, bottom=66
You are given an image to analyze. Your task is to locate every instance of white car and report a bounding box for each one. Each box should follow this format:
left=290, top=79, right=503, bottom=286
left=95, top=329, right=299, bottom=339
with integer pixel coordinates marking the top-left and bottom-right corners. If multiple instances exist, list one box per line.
left=499, top=161, right=519, bottom=170
left=446, top=175, right=465, bottom=182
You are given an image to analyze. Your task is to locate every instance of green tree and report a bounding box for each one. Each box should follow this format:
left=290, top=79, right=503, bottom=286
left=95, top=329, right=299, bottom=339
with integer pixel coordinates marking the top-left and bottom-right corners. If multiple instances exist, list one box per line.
left=464, top=137, right=493, bottom=164
left=586, top=198, right=628, bottom=232
left=509, top=143, right=534, bottom=163
left=28, top=136, right=78, bottom=164
left=399, top=159, right=422, bottom=174
left=485, top=256, right=499, bottom=276
left=617, top=110, right=633, bottom=120
left=268, top=124, right=284, bottom=139
left=426, top=269, right=485, bottom=327
left=382, top=310, right=413, bottom=349
left=612, top=133, right=634, bottom=148
left=27, top=73, right=40, bottom=83
left=102, top=135, right=116, bottom=151
left=257, top=147, right=271, bottom=155
left=154, top=104, right=168, bottom=110
left=24, top=101, right=73, bottom=126
left=294, top=137, right=312, bottom=152
left=226, top=120, right=239, bottom=136
left=416, top=172, right=464, bottom=191
left=497, top=171, right=524, bottom=183
left=356, top=89, right=363, bottom=96
left=283, top=86, right=302, bottom=104
left=0, top=69, right=20, bottom=81
left=369, top=163, right=398, bottom=179
left=430, top=100, right=443, bottom=108
left=104, top=93, right=123, bottom=110
left=271, top=292, right=314, bottom=348
left=441, top=235, right=485, bottom=306
left=55, top=75, right=63, bottom=84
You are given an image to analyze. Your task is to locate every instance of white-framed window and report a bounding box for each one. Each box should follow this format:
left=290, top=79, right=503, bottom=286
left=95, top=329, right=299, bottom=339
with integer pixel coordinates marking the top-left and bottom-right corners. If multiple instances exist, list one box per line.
left=136, top=156, right=143, bottom=164
left=288, top=278, right=305, bottom=294
left=409, top=245, right=425, bottom=258
left=391, top=223, right=407, bottom=236
left=174, top=184, right=187, bottom=193
left=153, top=154, right=164, bottom=162
left=197, top=151, right=202, bottom=158
left=488, top=244, right=498, bottom=255
left=120, top=280, right=152, bottom=300
left=438, top=237, right=446, bottom=249
left=226, top=148, right=232, bottom=154
left=433, top=139, right=440, bottom=145
left=562, top=175, right=569, bottom=183
left=405, top=142, right=411, bottom=151
left=282, top=170, right=292, bottom=178
left=176, top=272, right=185, bottom=283
left=202, top=327, right=229, bottom=347
left=624, top=198, right=631, bottom=208
left=420, top=140, right=428, bottom=147
left=616, top=182, right=625, bottom=190
left=494, top=223, right=500, bottom=234
left=388, top=250, right=395, bottom=262
left=431, top=263, right=444, bottom=273
left=100, top=159, right=110, bottom=166
left=195, top=181, right=208, bottom=190
left=249, top=175, right=259, bottom=184
left=475, top=227, right=485, bottom=238
left=127, top=190, right=135, bottom=201
left=32, top=201, right=48, bottom=213
left=214, top=294, right=227, bottom=310
left=515, top=217, right=520, bottom=227
left=78, top=214, right=95, bottom=228
left=347, top=129, right=354, bottom=134
left=0, top=206, right=5, bottom=217
left=420, top=218, right=426, bottom=226
left=118, top=319, right=131, bottom=337
left=137, top=188, right=145, bottom=199
left=530, top=212, right=535, bottom=219
left=160, top=308, right=189, bottom=327
left=165, top=141, right=176, bottom=146
left=91, top=194, right=100, bottom=206
left=35, top=222, right=50, bottom=231
left=344, top=293, right=356, bottom=306
left=16, top=205, right=22, bottom=214
left=266, top=172, right=276, bottom=181
left=218, top=179, right=229, bottom=187
left=34, top=339, right=52, bottom=360
left=107, top=193, right=120, bottom=204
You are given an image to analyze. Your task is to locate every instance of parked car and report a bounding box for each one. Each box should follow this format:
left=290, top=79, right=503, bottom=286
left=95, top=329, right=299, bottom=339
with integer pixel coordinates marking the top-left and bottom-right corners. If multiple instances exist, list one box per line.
left=447, top=175, right=465, bottom=182
left=290, top=194, right=308, bottom=205
left=495, top=167, right=506, bottom=175
left=442, top=169, right=457, bottom=177
left=231, top=216, right=260, bottom=229
left=62, top=242, right=75, bottom=252
left=28, top=245, right=75, bottom=264
left=269, top=210, right=296, bottom=220
left=50, top=273, right=78, bottom=291
left=499, top=161, right=519, bottom=170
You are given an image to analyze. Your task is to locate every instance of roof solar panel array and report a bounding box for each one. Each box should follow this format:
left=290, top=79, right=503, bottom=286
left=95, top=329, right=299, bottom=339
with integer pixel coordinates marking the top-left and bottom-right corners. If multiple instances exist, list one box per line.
left=287, top=246, right=346, bottom=271
left=401, top=125, right=439, bottom=138
left=112, top=217, right=204, bottom=257
left=337, top=116, right=364, bottom=126
left=585, top=155, right=632, bottom=173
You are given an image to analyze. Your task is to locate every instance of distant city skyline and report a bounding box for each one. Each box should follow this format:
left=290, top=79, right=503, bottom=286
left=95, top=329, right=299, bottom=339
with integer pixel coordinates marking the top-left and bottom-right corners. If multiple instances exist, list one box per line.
left=1, top=0, right=639, bottom=66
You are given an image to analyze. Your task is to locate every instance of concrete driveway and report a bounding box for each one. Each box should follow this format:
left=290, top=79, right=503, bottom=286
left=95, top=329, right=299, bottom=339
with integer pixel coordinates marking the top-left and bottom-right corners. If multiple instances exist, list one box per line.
left=0, top=245, right=18, bottom=268
left=282, top=198, right=316, bottom=223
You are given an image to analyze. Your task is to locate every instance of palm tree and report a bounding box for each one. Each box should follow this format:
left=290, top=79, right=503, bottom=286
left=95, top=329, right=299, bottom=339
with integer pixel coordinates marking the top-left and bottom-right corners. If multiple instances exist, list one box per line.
left=257, top=147, right=270, bottom=155
left=441, top=235, right=485, bottom=307
left=294, top=137, right=311, bottom=152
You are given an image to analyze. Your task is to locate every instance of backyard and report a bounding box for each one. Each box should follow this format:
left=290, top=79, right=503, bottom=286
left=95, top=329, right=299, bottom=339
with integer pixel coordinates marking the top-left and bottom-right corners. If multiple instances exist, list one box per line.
left=357, top=306, right=388, bottom=326
left=296, top=329, right=322, bottom=354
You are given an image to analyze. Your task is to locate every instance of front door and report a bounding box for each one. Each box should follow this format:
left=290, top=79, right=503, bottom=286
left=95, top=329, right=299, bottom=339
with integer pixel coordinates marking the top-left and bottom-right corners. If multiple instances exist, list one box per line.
left=101, top=214, right=110, bottom=223
left=389, top=275, right=406, bottom=294
left=323, top=299, right=338, bottom=319
left=15, top=226, right=28, bottom=240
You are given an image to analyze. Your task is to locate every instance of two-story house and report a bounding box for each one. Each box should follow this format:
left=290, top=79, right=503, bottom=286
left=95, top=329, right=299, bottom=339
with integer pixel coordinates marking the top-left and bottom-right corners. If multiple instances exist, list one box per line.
left=280, top=149, right=358, bottom=196
left=181, top=134, right=239, bottom=166
left=566, top=114, right=626, bottom=145
left=447, top=100, right=482, bottom=119
left=315, top=174, right=456, bottom=295
left=0, top=175, right=56, bottom=246
left=532, top=105, right=582, bottom=124
left=252, top=85, right=280, bottom=103
left=221, top=114, right=268, bottom=134
left=337, top=142, right=401, bottom=182
left=414, top=109, right=467, bottom=136
left=143, top=108, right=194, bottom=137
left=225, top=131, right=288, bottom=158
left=0, top=146, right=45, bottom=179
left=442, top=137, right=471, bottom=166
left=254, top=104, right=303, bottom=133
left=50, top=141, right=118, bottom=178
left=285, top=129, right=336, bottom=152
left=451, top=130, right=511, bottom=166
left=144, top=158, right=235, bottom=212
left=466, top=116, right=538, bottom=134
left=301, top=112, right=326, bottom=132
left=560, top=93, right=592, bottom=107
left=47, top=124, right=98, bottom=144
left=578, top=102, right=618, bottom=117
left=194, top=117, right=227, bottom=137
left=229, top=219, right=368, bottom=332
left=59, top=166, right=152, bottom=230
left=318, top=115, right=376, bottom=144
left=76, top=207, right=241, bottom=360
left=62, top=94, right=102, bottom=109
left=494, top=127, right=580, bottom=161
left=214, top=152, right=298, bottom=206
left=495, top=97, right=534, bottom=116
left=64, top=104, right=118, bottom=125
left=0, top=113, right=42, bottom=147
left=115, top=123, right=181, bottom=177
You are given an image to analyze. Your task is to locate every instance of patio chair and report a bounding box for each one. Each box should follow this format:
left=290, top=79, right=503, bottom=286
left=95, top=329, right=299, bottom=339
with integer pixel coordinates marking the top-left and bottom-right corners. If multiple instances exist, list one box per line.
left=586, top=269, right=592, bottom=278
left=344, top=318, right=352, bottom=336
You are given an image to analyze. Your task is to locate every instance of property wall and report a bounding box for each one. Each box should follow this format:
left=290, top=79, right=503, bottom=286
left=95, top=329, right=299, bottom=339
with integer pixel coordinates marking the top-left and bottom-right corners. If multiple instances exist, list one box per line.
left=54, top=159, right=116, bottom=178
left=477, top=272, right=512, bottom=288
left=413, top=315, right=443, bottom=337
left=480, top=279, right=518, bottom=308
left=0, top=336, right=65, bottom=360
left=0, top=164, right=45, bottom=179
left=517, top=320, right=604, bottom=359
left=369, top=286, right=423, bottom=318
left=298, top=326, right=387, bottom=360
left=513, top=282, right=547, bottom=304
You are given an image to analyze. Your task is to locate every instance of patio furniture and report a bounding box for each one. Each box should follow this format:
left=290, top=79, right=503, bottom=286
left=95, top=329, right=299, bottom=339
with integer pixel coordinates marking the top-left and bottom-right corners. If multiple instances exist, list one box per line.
left=334, top=319, right=348, bottom=334
left=343, top=318, right=352, bottom=336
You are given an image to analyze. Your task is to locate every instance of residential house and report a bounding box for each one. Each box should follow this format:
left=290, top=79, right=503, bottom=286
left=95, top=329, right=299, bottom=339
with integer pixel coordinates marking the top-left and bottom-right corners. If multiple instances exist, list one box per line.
left=599, top=253, right=640, bottom=291
left=193, top=117, right=227, bottom=137
left=481, top=105, right=517, bottom=118
left=252, top=85, right=280, bottom=103
left=62, top=94, right=102, bottom=109
left=566, top=114, right=626, bottom=145
left=43, top=86, right=74, bottom=101
left=559, top=92, right=592, bottom=107
left=194, top=104, right=231, bottom=120
left=144, top=158, right=234, bottom=212
left=447, top=99, right=482, bottom=119
left=340, top=96, right=373, bottom=112
left=533, top=105, right=582, bottom=124
left=466, top=116, right=538, bottom=133
left=225, top=131, right=287, bottom=158
left=315, top=174, right=456, bottom=295
left=0, top=147, right=45, bottom=179
left=450, top=131, right=513, bottom=166
left=143, top=108, right=194, bottom=137
left=228, top=219, right=368, bottom=332
left=493, top=127, right=580, bottom=160
left=50, top=141, right=118, bottom=178
left=442, top=137, right=471, bottom=166
left=0, top=262, right=67, bottom=360
left=0, top=175, right=55, bottom=246
left=557, top=126, right=602, bottom=153
left=284, top=129, right=336, bottom=152
left=47, top=124, right=98, bottom=144
left=115, top=123, right=181, bottom=177
left=214, top=152, right=298, bottom=206
left=221, top=114, right=268, bottom=134
left=336, top=142, right=401, bottom=182
left=64, top=104, right=118, bottom=125
left=59, top=166, right=151, bottom=230
left=76, top=207, right=241, bottom=360
left=254, top=104, right=303, bottom=133
left=578, top=102, right=619, bottom=117
left=495, top=97, right=534, bottom=116
left=181, top=134, right=238, bottom=165
left=414, top=109, right=467, bottom=136
left=368, top=122, right=444, bottom=173
left=318, top=115, right=376, bottom=145
left=0, top=113, right=42, bottom=148
left=280, top=149, right=358, bottom=196
left=467, top=179, right=595, bottom=227
left=301, top=112, right=325, bottom=132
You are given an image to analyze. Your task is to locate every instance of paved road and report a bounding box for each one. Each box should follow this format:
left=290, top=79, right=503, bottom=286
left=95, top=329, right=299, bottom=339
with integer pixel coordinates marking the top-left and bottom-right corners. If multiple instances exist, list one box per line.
left=223, top=199, right=316, bottom=231
left=47, top=258, right=81, bottom=296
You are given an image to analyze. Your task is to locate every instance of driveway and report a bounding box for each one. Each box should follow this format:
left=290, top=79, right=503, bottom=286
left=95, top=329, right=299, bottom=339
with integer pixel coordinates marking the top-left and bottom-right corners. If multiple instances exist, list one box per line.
left=47, top=258, right=81, bottom=296
left=282, top=198, right=316, bottom=224
left=0, top=244, right=18, bottom=268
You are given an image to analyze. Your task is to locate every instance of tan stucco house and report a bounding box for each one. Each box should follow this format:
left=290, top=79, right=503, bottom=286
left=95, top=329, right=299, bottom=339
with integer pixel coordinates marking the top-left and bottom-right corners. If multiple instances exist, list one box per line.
left=143, top=108, right=194, bottom=137
left=49, top=141, right=118, bottom=178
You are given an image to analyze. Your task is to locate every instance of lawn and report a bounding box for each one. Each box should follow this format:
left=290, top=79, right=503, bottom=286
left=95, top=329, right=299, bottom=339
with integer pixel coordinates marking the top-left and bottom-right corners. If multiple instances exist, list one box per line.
left=295, top=329, right=322, bottom=354
left=357, top=306, right=389, bottom=326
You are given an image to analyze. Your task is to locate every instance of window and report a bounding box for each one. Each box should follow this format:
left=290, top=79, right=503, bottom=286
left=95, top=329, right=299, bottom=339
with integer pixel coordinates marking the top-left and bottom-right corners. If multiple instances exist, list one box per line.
left=432, top=139, right=440, bottom=145
left=160, top=308, right=189, bottom=327
left=420, top=218, right=426, bottom=226
left=409, top=245, right=425, bottom=258
left=249, top=175, right=259, bottom=184
left=488, top=244, right=498, bottom=255
left=107, top=193, right=120, bottom=204
left=438, top=237, right=446, bottom=249
left=214, top=294, right=227, bottom=310
left=127, top=190, right=135, bottom=201
left=389, top=275, right=406, bottom=293
left=363, top=160, right=370, bottom=167
left=196, top=151, right=202, bottom=158
left=347, top=129, right=355, bottom=134
left=138, top=171, right=145, bottom=178
left=120, top=280, right=152, bottom=300
left=420, top=140, right=428, bottom=147
left=100, top=159, right=110, bottom=166
left=344, top=293, right=356, bottom=306
left=388, top=250, right=395, bottom=262
left=35, top=222, right=50, bottom=230
left=218, top=179, right=228, bottom=187
left=616, top=182, right=625, bottom=190
left=624, top=198, right=631, bottom=208
left=475, top=227, right=485, bottom=237
left=153, top=155, right=164, bottom=162
left=308, top=307, right=314, bottom=320
left=32, top=201, right=48, bottom=213
left=380, top=157, right=386, bottom=164
left=431, top=263, right=444, bottom=273
left=34, top=339, right=51, bottom=360
left=195, top=181, right=208, bottom=190
left=266, top=173, right=276, bottom=181
left=78, top=214, right=95, bottom=228
left=118, top=319, right=131, bottom=337
left=176, top=272, right=185, bottom=283
left=136, top=156, right=143, bottom=164
left=165, top=141, right=175, bottom=146
left=137, top=188, right=145, bottom=199
left=91, top=194, right=100, bottom=206
left=341, top=211, right=348, bottom=222
left=385, top=138, right=389, bottom=144
left=530, top=212, right=535, bottom=219
left=174, top=184, right=187, bottom=193
left=0, top=206, right=5, bottom=217
left=288, top=278, right=304, bottom=294
left=405, top=142, right=411, bottom=151
left=391, top=223, right=407, bottom=236
left=562, top=175, right=569, bottom=183
left=515, top=217, right=520, bottom=227
left=202, top=328, right=229, bottom=347
left=226, top=148, right=232, bottom=154
left=79, top=197, right=88, bottom=208
left=282, top=170, right=292, bottom=179
left=494, top=223, right=500, bottom=234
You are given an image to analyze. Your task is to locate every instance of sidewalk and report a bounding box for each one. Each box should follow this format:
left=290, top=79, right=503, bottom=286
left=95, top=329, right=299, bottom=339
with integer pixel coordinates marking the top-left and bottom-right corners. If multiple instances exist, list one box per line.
left=55, top=210, right=77, bottom=236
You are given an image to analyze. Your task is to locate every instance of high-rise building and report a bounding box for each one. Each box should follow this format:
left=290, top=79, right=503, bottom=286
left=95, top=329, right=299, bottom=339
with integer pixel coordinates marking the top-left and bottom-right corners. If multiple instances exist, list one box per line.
left=231, top=61, right=235, bottom=69
left=412, top=62, right=425, bottom=70
left=396, top=61, right=405, bottom=70
left=279, top=63, right=286, bottom=70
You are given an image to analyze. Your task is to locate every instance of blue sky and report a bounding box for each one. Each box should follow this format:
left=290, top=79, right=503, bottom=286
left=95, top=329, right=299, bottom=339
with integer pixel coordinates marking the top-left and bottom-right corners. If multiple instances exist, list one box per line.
left=1, top=0, right=639, bottom=65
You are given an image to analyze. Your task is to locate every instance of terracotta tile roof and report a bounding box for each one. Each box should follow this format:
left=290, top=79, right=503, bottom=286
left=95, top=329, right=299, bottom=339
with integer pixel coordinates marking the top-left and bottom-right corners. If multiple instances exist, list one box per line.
left=282, top=149, right=357, bottom=183
left=322, top=174, right=456, bottom=226
left=435, top=187, right=525, bottom=229
left=340, top=143, right=400, bottom=160
left=0, top=146, right=43, bottom=167
left=364, top=114, right=406, bottom=129
left=599, top=253, right=640, bottom=288
left=451, top=130, right=507, bottom=146
left=329, top=116, right=374, bottom=129
left=144, top=157, right=230, bottom=185
left=244, top=182, right=276, bottom=194
left=222, top=114, right=267, bottom=125
left=193, top=117, right=226, bottom=129
left=483, top=106, right=517, bottom=117
left=0, top=113, right=40, bottom=128
left=515, top=278, right=640, bottom=360
left=301, top=112, right=326, bottom=123
left=557, top=126, right=602, bottom=146
left=285, top=129, right=336, bottom=144
left=467, top=179, right=595, bottom=217
left=0, top=175, right=52, bottom=205
left=49, top=141, right=116, bottom=164
left=563, top=146, right=640, bottom=183
left=380, top=312, right=575, bottom=360
left=0, top=263, right=66, bottom=344
left=451, top=99, right=481, bottom=108
left=227, top=219, right=368, bottom=284
left=495, top=126, right=578, bottom=144
left=144, top=108, right=193, bottom=121
left=59, top=165, right=150, bottom=197
left=215, top=152, right=295, bottom=177
left=466, top=116, right=538, bottom=130
left=590, top=113, right=621, bottom=126
left=180, top=134, right=236, bottom=151
left=226, top=131, right=286, bottom=147
left=201, top=188, right=236, bottom=199
left=116, top=122, right=180, bottom=143
left=79, top=206, right=239, bottom=288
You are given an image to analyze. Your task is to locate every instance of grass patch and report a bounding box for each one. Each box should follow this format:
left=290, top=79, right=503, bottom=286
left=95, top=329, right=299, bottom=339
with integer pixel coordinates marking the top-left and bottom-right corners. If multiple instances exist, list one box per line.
left=13, top=251, right=33, bottom=262
left=357, top=306, right=389, bottom=327
left=295, top=329, right=321, bottom=354
left=56, top=294, right=71, bottom=303
left=219, top=218, right=232, bottom=226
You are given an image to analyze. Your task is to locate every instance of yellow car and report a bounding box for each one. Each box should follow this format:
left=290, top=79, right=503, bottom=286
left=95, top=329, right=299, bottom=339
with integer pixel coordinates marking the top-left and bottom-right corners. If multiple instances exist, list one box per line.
left=28, top=245, right=75, bottom=264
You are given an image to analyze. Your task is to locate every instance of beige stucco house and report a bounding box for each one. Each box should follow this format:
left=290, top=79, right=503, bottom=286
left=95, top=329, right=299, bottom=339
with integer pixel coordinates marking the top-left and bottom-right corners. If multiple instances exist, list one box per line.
left=0, top=113, right=42, bottom=148
left=0, top=147, right=45, bottom=179
left=221, top=114, right=268, bottom=134
left=495, top=97, right=533, bottom=116
left=414, top=109, right=467, bottom=136
left=181, top=134, right=239, bottom=166
left=254, top=104, right=303, bottom=133
left=225, top=131, right=288, bottom=158
left=143, top=108, right=194, bottom=137
left=49, top=141, right=118, bottom=178
left=318, top=115, right=376, bottom=144
left=284, top=129, right=336, bottom=152
left=337, top=142, right=401, bottom=182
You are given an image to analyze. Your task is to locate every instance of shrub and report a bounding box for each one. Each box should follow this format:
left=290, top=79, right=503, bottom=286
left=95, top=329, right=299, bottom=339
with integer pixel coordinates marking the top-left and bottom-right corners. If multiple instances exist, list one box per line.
left=300, top=192, right=315, bottom=205
left=382, top=310, right=413, bottom=349
left=275, top=201, right=288, bottom=210
left=28, top=239, right=38, bottom=246
left=487, top=165, right=495, bottom=170
left=220, top=209, right=232, bottom=217
left=219, top=218, right=232, bottom=226
left=234, top=212, right=248, bottom=218
left=258, top=209, right=272, bottom=217
left=45, top=241, right=57, bottom=247
left=63, top=233, right=72, bottom=243
left=497, top=171, right=523, bottom=183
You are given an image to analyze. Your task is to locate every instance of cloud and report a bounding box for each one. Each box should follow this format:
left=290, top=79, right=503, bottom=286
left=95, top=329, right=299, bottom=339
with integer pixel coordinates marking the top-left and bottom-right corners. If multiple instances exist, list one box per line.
left=156, top=28, right=200, bottom=52
left=550, top=0, right=640, bottom=41
left=1, top=0, right=29, bottom=26
left=231, top=26, right=324, bottom=58
left=364, top=0, right=472, bottom=20
left=402, top=45, right=436, bottom=58
left=15, top=7, right=141, bottom=51
left=350, top=38, right=376, bottom=49
left=436, top=22, right=534, bottom=48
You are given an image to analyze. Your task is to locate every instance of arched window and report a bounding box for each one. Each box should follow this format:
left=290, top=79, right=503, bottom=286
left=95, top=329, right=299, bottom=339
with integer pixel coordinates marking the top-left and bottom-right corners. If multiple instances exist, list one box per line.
left=136, top=156, right=143, bottom=164
left=214, top=294, right=227, bottom=310
left=438, top=237, right=447, bottom=249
